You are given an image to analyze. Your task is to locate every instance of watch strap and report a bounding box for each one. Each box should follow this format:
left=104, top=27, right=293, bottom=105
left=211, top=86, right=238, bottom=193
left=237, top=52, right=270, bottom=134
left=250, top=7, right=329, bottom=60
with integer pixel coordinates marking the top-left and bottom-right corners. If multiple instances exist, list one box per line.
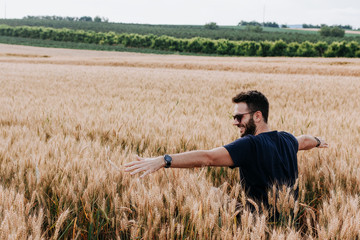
left=314, top=136, right=321, bottom=147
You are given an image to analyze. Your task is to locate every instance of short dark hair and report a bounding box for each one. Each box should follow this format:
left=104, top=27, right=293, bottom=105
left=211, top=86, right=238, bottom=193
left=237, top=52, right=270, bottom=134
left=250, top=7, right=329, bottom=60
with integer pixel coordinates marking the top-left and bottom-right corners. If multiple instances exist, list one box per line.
left=232, top=90, right=269, bottom=123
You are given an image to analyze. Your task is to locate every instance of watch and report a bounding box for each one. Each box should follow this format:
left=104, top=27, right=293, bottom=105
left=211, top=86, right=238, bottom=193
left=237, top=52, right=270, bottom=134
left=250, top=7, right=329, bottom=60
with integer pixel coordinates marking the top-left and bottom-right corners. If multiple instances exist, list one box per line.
left=164, top=154, right=172, bottom=168
left=314, top=136, right=321, bottom=147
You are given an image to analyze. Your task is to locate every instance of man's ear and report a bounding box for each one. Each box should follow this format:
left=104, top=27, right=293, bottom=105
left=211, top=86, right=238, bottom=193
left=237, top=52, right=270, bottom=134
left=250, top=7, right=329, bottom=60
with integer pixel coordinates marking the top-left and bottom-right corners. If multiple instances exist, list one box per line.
left=254, top=111, right=263, bottom=123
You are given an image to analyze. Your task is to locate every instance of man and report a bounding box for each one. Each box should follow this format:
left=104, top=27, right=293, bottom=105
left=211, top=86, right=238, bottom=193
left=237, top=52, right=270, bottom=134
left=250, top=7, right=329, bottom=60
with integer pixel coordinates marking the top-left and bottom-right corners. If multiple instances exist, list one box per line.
left=125, top=90, right=328, bottom=207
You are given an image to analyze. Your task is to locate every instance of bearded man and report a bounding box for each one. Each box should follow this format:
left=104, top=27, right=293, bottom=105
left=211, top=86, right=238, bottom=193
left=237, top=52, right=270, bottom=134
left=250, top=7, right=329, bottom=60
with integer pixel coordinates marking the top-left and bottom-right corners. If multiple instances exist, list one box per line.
left=125, top=90, right=328, bottom=206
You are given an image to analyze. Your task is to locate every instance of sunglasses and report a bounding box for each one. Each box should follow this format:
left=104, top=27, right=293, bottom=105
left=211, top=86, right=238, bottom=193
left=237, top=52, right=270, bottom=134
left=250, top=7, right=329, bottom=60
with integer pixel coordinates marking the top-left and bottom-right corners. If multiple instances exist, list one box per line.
left=233, top=111, right=257, bottom=122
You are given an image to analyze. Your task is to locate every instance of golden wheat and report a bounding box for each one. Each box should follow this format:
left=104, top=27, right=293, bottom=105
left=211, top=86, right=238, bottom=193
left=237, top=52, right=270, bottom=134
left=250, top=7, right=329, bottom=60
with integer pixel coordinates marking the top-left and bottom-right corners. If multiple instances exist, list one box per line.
left=1, top=43, right=360, bottom=239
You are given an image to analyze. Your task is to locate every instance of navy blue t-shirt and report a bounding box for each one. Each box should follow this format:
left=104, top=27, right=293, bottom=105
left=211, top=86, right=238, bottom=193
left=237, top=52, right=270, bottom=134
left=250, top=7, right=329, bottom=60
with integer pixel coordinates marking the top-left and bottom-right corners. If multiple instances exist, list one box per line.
left=224, top=131, right=298, bottom=204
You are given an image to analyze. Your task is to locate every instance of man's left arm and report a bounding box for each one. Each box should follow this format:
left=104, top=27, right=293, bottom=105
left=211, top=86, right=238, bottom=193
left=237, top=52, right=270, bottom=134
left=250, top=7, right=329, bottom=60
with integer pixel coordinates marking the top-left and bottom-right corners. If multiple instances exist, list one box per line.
left=124, top=147, right=233, bottom=178
left=296, top=135, right=328, bottom=150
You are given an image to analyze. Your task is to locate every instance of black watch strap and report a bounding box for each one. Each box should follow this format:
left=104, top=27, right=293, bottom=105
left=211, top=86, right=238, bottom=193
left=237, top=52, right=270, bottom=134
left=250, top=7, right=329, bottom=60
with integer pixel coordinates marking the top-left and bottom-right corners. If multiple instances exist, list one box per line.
left=164, top=154, right=172, bottom=168
left=314, top=136, right=321, bottom=147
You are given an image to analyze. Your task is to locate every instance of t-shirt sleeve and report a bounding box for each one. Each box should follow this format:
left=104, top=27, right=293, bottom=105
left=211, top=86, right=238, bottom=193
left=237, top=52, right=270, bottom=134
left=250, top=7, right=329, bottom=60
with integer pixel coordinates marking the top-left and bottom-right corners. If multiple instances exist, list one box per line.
left=223, top=137, right=254, bottom=168
left=281, top=132, right=299, bottom=154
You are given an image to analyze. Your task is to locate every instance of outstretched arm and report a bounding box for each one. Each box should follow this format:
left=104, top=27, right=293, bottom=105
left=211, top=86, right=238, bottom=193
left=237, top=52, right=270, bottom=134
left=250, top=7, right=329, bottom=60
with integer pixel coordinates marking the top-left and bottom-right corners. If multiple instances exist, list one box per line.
left=124, top=147, right=233, bottom=178
left=296, top=135, right=328, bottom=150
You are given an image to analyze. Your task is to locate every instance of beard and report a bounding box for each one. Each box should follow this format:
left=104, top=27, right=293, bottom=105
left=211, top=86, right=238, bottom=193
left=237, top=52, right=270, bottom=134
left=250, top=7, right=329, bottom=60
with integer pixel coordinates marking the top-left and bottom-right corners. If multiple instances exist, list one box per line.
left=241, top=118, right=257, bottom=137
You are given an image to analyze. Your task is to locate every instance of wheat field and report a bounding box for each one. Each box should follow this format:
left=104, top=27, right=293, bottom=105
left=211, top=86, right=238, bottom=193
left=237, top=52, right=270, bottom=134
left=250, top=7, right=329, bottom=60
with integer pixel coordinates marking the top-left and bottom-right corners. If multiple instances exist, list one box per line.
left=1, top=43, right=360, bottom=239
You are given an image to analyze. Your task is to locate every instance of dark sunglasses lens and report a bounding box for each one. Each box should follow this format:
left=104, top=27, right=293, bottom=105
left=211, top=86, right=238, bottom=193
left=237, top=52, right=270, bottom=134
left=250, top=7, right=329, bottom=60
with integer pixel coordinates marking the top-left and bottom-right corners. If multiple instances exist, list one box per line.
left=234, top=114, right=243, bottom=122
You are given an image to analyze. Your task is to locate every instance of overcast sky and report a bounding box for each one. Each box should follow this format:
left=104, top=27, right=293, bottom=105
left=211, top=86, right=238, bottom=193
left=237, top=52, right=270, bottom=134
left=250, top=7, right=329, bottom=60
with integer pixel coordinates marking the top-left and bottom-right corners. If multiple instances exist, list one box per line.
left=1, top=0, right=359, bottom=28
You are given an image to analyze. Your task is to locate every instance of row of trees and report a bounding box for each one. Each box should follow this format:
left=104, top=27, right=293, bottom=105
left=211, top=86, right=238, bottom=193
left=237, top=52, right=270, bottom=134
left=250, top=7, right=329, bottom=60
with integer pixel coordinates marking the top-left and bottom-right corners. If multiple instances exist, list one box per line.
left=204, top=22, right=219, bottom=30
left=2, top=19, right=360, bottom=44
left=239, top=21, right=356, bottom=31
left=1, top=25, right=359, bottom=57
left=238, top=21, right=279, bottom=28
left=303, top=23, right=354, bottom=30
left=20, top=17, right=357, bottom=31
left=23, top=15, right=109, bottom=23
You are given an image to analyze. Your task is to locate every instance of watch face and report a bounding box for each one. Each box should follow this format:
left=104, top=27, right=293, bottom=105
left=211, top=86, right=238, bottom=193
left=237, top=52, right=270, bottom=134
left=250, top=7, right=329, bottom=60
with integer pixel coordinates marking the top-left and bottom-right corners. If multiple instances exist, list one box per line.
left=164, top=155, right=172, bottom=162
left=164, top=154, right=172, bottom=168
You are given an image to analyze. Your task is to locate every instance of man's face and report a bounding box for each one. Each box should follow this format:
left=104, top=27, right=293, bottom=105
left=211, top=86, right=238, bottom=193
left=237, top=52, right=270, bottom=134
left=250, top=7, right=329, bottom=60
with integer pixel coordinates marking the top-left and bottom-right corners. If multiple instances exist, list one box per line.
left=233, top=102, right=257, bottom=137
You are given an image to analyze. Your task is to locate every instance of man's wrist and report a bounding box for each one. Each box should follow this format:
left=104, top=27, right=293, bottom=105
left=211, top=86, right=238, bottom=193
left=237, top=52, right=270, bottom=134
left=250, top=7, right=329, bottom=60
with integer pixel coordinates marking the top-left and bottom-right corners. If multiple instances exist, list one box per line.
left=314, top=136, right=321, bottom=147
left=157, top=156, right=166, bottom=168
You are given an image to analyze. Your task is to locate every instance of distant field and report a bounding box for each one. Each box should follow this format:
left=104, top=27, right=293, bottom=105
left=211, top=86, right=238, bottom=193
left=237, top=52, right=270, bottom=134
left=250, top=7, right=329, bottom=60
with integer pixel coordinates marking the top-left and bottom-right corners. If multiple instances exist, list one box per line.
left=1, top=19, right=360, bottom=43
left=1, top=44, right=360, bottom=239
left=292, top=27, right=360, bottom=36
left=1, top=26, right=359, bottom=58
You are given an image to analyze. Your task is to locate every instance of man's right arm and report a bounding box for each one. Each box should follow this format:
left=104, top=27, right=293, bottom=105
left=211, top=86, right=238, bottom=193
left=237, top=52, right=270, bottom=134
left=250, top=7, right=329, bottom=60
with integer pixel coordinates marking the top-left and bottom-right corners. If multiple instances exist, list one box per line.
left=124, top=147, right=234, bottom=178
left=296, top=135, right=328, bottom=150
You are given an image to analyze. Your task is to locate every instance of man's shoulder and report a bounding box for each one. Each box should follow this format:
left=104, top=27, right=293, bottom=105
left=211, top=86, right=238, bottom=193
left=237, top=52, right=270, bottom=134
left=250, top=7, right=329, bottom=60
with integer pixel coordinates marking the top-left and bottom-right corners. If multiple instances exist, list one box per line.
left=277, top=131, right=297, bottom=140
left=256, top=131, right=298, bottom=148
left=277, top=131, right=299, bottom=150
left=225, top=135, right=252, bottom=146
left=225, top=131, right=297, bottom=146
left=223, top=135, right=254, bottom=152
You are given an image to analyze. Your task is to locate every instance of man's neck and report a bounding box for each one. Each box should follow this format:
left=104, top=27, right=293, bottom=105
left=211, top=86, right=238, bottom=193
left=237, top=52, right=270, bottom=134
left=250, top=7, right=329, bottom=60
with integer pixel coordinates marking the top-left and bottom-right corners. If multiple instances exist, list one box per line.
left=255, top=123, right=271, bottom=136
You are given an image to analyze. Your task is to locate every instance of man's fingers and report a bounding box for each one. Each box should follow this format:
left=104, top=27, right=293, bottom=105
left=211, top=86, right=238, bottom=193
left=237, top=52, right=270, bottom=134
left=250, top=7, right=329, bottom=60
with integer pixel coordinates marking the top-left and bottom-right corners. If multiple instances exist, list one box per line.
left=316, top=137, right=329, bottom=148
left=124, top=161, right=140, bottom=168
left=130, top=167, right=146, bottom=175
left=124, top=156, right=145, bottom=167
left=124, top=163, right=141, bottom=172
left=319, top=138, right=329, bottom=148
left=125, top=160, right=152, bottom=171
left=140, top=170, right=151, bottom=178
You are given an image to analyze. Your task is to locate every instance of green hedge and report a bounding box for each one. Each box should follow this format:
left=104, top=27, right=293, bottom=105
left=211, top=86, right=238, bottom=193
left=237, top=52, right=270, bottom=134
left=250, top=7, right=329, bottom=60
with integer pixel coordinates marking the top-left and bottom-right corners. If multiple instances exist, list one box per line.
left=1, top=25, right=359, bottom=57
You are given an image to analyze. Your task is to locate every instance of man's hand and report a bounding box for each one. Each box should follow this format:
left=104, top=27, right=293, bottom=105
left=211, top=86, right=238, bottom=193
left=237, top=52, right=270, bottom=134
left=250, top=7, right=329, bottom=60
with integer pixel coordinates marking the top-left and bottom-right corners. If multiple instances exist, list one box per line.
left=315, top=137, right=328, bottom=148
left=124, top=155, right=165, bottom=178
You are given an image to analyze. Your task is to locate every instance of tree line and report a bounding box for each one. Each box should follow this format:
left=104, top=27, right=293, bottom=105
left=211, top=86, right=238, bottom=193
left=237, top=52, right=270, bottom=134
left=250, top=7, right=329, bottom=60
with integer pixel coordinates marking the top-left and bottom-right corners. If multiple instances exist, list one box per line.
left=23, top=15, right=109, bottom=23
left=240, top=21, right=356, bottom=30
left=303, top=23, right=354, bottom=30
left=238, top=21, right=280, bottom=28
left=0, top=25, right=359, bottom=57
left=21, top=16, right=358, bottom=31
left=1, top=19, right=359, bottom=44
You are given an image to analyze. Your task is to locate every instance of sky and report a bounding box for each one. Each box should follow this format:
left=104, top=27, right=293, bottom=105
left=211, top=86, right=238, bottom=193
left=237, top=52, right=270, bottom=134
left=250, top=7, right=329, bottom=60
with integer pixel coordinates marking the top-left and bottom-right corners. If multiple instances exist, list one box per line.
left=1, top=0, right=359, bottom=28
